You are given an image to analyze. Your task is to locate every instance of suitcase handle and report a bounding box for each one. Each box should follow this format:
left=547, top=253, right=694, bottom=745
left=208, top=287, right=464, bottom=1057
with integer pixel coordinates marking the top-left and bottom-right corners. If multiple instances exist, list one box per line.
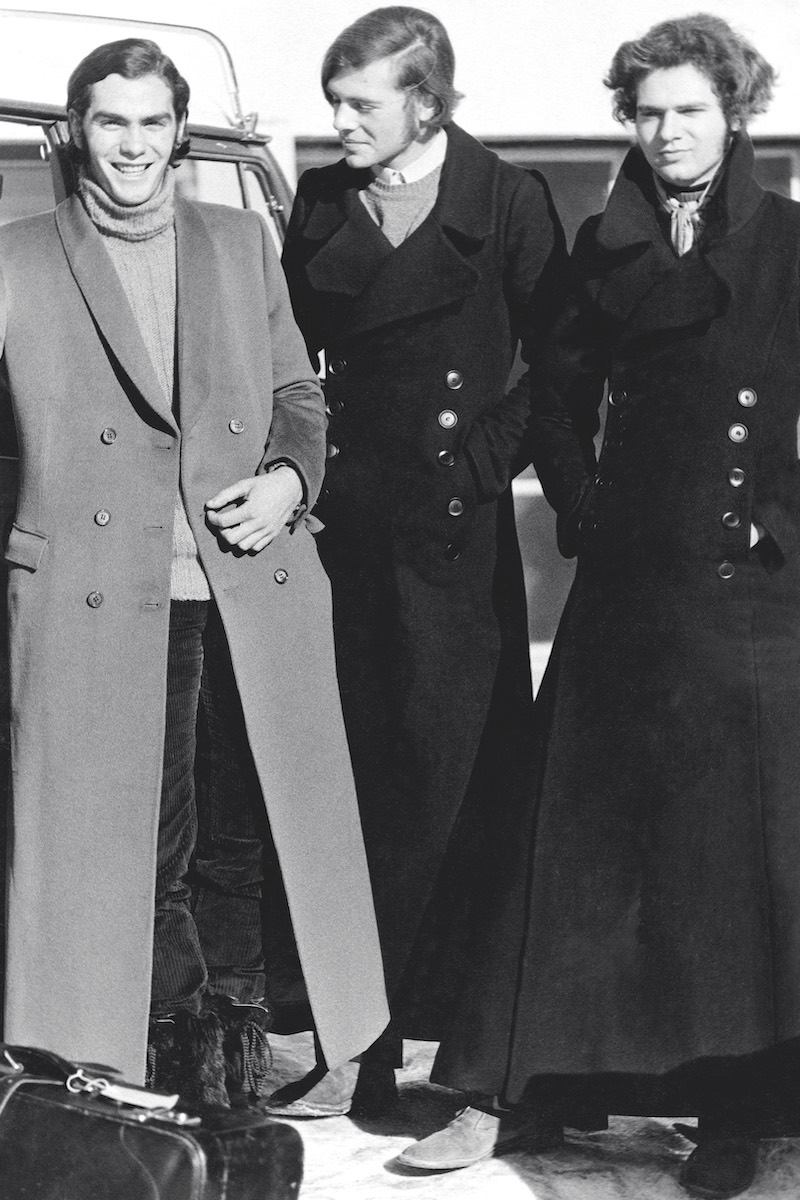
left=0, top=1043, right=121, bottom=1082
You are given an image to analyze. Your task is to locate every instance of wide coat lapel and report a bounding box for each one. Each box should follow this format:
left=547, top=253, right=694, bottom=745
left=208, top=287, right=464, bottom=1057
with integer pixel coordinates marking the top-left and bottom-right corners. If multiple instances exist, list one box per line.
left=586, top=136, right=765, bottom=338
left=299, top=123, right=495, bottom=341
left=55, top=193, right=177, bottom=434
left=173, top=196, right=217, bottom=433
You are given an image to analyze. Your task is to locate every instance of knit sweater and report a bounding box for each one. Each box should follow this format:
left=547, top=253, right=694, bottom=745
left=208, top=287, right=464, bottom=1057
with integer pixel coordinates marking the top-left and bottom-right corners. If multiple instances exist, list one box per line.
left=77, top=170, right=210, bottom=601
left=361, top=167, right=442, bottom=247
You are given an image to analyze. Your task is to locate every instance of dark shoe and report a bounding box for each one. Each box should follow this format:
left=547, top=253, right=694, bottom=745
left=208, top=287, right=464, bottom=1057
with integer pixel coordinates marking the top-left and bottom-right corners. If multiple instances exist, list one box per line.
left=263, top=1061, right=360, bottom=1118
left=209, top=995, right=273, bottom=1108
left=350, top=1062, right=399, bottom=1120
left=397, top=1104, right=564, bottom=1171
left=679, top=1135, right=760, bottom=1199
left=146, top=1004, right=229, bottom=1109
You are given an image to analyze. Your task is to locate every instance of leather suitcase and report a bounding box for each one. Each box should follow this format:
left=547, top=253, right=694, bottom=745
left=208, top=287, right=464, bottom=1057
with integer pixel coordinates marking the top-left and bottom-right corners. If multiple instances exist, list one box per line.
left=0, top=1044, right=303, bottom=1199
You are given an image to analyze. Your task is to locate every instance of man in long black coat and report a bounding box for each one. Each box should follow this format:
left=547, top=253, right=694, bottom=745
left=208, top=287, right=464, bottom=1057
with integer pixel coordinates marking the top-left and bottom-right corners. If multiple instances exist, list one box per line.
left=271, top=5, right=568, bottom=1115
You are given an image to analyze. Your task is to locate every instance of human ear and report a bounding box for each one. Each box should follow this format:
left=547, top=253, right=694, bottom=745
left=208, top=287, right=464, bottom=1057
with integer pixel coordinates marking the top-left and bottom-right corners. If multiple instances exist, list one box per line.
left=67, top=108, right=83, bottom=149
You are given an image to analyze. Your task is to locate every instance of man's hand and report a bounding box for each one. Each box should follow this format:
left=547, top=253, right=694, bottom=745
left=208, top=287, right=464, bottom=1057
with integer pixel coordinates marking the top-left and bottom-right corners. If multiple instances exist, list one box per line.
left=205, top=467, right=303, bottom=553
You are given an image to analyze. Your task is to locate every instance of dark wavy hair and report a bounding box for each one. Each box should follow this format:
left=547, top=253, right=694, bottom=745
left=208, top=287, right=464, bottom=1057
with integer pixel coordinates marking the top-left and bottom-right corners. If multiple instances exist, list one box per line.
left=67, top=38, right=190, bottom=159
left=321, top=6, right=463, bottom=129
left=605, top=13, right=775, bottom=127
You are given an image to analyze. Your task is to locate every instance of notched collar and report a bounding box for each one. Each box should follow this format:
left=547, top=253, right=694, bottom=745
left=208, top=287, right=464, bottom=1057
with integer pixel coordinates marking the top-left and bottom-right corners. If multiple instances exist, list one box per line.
left=55, top=193, right=178, bottom=433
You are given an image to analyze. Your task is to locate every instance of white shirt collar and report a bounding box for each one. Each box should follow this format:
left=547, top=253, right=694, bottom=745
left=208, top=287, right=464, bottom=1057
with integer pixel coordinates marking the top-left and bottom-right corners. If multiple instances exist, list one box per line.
left=372, top=128, right=448, bottom=186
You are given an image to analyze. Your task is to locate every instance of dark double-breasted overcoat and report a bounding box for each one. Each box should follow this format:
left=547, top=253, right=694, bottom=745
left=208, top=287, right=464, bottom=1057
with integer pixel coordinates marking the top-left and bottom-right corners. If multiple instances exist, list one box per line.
left=434, top=133, right=800, bottom=1106
left=282, top=123, right=567, bottom=1018
left=0, top=191, right=388, bottom=1082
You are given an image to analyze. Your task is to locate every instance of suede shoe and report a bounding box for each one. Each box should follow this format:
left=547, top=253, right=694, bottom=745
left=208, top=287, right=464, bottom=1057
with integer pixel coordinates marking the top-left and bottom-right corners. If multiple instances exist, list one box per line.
left=679, top=1135, right=760, bottom=1199
left=397, top=1104, right=564, bottom=1171
left=263, top=1061, right=359, bottom=1117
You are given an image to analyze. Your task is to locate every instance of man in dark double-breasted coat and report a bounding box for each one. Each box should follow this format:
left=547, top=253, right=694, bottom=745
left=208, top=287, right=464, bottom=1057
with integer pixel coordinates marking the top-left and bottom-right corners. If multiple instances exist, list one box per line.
left=274, top=6, right=568, bottom=1114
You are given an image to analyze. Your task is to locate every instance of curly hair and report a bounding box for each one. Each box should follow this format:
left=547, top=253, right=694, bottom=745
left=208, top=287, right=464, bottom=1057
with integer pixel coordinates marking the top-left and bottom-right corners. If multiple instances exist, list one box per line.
left=605, top=13, right=775, bottom=127
left=321, top=6, right=463, bottom=130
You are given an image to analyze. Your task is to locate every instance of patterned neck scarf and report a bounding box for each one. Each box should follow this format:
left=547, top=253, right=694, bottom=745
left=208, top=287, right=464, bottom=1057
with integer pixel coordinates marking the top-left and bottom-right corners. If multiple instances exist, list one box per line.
left=654, top=173, right=716, bottom=256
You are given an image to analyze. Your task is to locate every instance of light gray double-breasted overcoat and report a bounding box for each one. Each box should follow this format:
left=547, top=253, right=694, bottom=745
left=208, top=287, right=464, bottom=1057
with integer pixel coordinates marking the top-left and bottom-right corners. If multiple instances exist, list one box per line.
left=0, top=189, right=388, bottom=1082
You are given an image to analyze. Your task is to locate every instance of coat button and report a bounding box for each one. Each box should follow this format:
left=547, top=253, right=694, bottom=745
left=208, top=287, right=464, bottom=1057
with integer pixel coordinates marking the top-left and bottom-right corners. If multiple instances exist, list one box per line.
left=437, top=450, right=455, bottom=467
left=738, top=388, right=758, bottom=407
left=728, top=424, right=748, bottom=443
left=728, top=467, right=746, bottom=487
left=229, top=418, right=244, bottom=434
left=100, top=427, right=117, bottom=444
left=717, top=562, right=735, bottom=580
left=326, top=443, right=340, bottom=458
left=721, top=511, right=741, bottom=529
left=438, top=409, right=458, bottom=429
left=325, top=399, right=344, bottom=416
left=94, top=510, right=111, bottom=527
left=86, top=590, right=104, bottom=608
left=608, top=389, right=627, bottom=406
left=445, top=370, right=463, bottom=390
left=448, top=497, right=465, bottom=516
left=328, top=358, right=347, bottom=375
left=274, top=568, right=289, bottom=585
left=445, top=543, right=461, bottom=561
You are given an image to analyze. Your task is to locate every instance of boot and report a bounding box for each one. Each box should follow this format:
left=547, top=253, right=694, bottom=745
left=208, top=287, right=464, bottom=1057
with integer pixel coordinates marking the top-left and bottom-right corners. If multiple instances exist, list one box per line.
left=146, top=1002, right=229, bottom=1109
left=210, top=995, right=273, bottom=1108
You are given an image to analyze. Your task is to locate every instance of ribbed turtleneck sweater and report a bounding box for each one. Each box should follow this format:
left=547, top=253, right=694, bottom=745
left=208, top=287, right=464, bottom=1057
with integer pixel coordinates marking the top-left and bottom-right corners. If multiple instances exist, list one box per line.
left=78, top=170, right=210, bottom=601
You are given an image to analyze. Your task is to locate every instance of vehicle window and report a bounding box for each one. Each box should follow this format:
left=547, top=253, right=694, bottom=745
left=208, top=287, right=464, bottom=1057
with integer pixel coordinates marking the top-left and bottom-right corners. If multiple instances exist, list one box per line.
left=176, top=156, right=286, bottom=256
left=0, top=121, right=54, bottom=224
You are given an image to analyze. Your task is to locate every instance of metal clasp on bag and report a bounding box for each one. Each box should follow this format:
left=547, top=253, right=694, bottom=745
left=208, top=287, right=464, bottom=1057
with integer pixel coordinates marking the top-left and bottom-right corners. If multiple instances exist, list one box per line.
left=2, top=1050, right=24, bottom=1073
left=66, top=1068, right=188, bottom=1116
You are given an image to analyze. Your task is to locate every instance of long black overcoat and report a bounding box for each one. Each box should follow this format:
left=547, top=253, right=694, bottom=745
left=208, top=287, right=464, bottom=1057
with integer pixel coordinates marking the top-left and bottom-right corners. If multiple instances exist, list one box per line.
left=281, top=123, right=567, bottom=1016
left=433, top=134, right=800, bottom=1103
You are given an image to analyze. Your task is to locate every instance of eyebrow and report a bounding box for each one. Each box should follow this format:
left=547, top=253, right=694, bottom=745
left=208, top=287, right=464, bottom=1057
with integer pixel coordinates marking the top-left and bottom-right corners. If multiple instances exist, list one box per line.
left=91, top=109, right=174, bottom=122
left=637, top=101, right=711, bottom=114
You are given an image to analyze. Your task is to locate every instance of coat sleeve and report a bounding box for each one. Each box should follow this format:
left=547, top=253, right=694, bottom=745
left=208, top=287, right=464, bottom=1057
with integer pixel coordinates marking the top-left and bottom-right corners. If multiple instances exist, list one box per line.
left=527, top=217, right=608, bottom=558
left=255, top=212, right=327, bottom=509
left=461, top=170, right=579, bottom=502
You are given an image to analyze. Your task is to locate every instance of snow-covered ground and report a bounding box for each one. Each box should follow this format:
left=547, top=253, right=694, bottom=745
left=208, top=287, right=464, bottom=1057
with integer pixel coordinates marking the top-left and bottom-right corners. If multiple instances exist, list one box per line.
left=270, top=1039, right=800, bottom=1199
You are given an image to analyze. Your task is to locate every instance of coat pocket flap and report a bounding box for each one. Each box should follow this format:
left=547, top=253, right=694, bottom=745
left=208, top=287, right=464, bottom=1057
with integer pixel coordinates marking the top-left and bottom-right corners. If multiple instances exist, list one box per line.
left=4, top=525, right=48, bottom=571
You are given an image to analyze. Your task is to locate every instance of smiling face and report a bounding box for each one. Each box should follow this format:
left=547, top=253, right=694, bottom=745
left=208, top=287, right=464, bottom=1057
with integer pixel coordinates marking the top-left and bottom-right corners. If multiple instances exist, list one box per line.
left=326, top=56, right=436, bottom=172
left=68, top=72, right=184, bottom=206
left=635, top=63, right=736, bottom=188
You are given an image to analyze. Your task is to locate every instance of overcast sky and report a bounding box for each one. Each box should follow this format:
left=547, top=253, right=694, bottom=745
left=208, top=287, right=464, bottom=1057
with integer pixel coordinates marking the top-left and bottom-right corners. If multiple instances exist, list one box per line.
left=3, top=0, right=799, bottom=138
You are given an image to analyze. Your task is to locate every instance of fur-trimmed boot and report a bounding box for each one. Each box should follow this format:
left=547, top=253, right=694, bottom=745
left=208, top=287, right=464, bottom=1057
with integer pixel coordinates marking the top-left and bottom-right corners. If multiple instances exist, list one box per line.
left=146, top=1001, right=229, bottom=1109
left=209, top=995, right=273, bottom=1108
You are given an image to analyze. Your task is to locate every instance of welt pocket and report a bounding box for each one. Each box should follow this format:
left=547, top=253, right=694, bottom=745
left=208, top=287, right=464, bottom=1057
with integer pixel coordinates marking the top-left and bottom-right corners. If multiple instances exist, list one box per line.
left=4, top=524, right=49, bottom=571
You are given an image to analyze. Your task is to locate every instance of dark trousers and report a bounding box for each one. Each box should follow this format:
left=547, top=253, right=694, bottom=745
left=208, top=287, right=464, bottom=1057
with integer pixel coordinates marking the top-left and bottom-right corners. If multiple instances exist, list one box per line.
left=150, top=600, right=267, bottom=1014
